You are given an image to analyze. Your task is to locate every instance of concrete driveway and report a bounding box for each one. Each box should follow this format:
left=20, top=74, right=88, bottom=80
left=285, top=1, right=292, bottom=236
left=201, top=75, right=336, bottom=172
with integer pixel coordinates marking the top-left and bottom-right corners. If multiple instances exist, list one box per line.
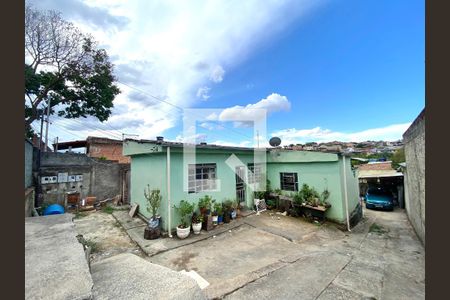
left=139, top=208, right=424, bottom=299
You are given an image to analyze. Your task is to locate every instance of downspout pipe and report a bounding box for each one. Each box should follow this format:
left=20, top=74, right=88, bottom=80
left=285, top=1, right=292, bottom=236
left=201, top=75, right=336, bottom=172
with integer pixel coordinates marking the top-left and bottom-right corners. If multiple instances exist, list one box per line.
left=167, top=146, right=173, bottom=238
left=342, top=155, right=351, bottom=232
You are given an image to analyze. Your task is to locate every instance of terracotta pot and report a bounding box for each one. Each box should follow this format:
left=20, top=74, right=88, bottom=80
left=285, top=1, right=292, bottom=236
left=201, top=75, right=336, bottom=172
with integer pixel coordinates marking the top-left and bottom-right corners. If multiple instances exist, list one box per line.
left=176, top=226, right=191, bottom=239
left=192, top=222, right=202, bottom=234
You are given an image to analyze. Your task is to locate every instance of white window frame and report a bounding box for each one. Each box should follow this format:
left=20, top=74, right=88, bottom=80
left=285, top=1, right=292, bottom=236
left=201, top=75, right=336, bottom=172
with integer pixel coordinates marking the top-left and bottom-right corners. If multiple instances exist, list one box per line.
left=188, top=163, right=217, bottom=193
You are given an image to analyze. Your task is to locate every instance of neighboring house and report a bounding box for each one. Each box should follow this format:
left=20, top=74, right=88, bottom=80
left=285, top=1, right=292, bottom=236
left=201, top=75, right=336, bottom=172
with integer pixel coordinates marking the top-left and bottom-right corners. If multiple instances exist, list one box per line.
left=402, top=109, right=425, bottom=245
left=123, top=138, right=361, bottom=232
left=55, top=136, right=131, bottom=164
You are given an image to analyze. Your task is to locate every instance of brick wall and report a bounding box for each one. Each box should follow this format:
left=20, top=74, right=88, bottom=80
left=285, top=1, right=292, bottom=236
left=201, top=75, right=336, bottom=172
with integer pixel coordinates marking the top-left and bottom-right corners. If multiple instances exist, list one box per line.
left=88, top=142, right=130, bottom=164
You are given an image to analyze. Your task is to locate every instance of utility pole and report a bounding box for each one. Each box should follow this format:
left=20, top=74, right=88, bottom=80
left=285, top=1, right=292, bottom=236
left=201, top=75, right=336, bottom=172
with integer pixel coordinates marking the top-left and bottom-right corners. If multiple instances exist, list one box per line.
left=44, top=99, right=51, bottom=152
left=39, top=109, right=44, bottom=151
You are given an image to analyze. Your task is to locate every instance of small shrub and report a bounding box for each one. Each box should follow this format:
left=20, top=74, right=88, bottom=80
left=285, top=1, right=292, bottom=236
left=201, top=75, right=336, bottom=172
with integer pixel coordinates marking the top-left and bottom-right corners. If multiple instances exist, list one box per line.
left=173, top=200, right=195, bottom=228
left=101, top=206, right=115, bottom=214
left=198, top=195, right=213, bottom=211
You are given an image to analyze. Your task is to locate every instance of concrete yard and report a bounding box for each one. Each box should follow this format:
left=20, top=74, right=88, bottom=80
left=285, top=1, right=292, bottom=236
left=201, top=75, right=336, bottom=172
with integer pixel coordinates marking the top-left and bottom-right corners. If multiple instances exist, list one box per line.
left=66, top=205, right=425, bottom=299
left=113, top=207, right=425, bottom=299
left=73, top=208, right=145, bottom=263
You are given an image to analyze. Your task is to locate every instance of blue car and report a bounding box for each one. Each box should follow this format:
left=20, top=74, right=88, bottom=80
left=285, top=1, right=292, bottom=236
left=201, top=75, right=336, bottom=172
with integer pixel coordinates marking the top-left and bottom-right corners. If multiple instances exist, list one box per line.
left=365, top=187, right=394, bottom=211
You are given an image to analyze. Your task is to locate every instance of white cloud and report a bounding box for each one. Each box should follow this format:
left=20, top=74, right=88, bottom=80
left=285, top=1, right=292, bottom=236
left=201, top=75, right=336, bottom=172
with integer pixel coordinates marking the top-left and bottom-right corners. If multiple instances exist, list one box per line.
left=196, top=86, right=211, bottom=100
left=209, top=65, right=225, bottom=83
left=209, top=140, right=252, bottom=148
left=219, top=93, right=291, bottom=121
left=272, top=123, right=412, bottom=145
left=30, top=0, right=325, bottom=141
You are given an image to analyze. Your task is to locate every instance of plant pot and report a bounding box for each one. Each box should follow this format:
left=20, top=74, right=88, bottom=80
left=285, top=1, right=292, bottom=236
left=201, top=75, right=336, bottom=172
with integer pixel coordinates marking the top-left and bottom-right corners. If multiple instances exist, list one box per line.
left=230, top=210, right=237, bottom=219
left=176, top=225, right=191, bottom=239
left=224, top=211, right=231, bottom=223
left=148, top=215, right=161, bottom=229
left=218, top=215, right=223, bottom=224
left=212, top=215, right=218, bottom=225
left=192, top=222, right=202, bottom=234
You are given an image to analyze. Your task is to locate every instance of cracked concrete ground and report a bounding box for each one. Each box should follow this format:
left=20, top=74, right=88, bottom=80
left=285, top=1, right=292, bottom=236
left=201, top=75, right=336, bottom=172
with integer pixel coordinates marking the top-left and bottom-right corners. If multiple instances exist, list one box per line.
left=142, top=207, right=424, bottom=300
left=79, top=207, right=424, bottom=299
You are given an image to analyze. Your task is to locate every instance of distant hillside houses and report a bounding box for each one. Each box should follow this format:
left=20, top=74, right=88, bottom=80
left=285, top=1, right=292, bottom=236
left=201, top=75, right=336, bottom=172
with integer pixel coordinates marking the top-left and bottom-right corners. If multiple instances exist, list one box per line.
left=281, top=139, right=403, bottom=154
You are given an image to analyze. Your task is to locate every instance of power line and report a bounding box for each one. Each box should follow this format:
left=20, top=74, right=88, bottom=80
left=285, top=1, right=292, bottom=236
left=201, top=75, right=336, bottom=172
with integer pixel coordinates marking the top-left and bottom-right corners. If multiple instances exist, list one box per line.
left=53, top=116, right=123, bottom=140
left=116, top=80, right=255, bottom=141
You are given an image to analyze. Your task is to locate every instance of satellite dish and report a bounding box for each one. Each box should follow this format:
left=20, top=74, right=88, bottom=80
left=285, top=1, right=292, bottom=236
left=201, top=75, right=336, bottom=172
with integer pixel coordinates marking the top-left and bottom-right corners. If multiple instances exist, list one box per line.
left=269, top=137, right=281, bottom=147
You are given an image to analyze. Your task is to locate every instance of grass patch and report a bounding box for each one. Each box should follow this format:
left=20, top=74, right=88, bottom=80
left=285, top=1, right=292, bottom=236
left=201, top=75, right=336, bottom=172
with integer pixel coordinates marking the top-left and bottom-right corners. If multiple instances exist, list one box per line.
left=369, top=223, right=388, bottom=234
left=74, top=211, right=88, bottom=219
left=101, top=206, right=115, bottom=214
left=84, top=239, right=99, bottom=253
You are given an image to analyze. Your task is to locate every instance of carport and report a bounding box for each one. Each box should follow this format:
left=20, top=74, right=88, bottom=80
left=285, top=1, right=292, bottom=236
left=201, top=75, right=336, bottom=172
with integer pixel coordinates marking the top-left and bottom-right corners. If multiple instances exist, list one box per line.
left=357, top=161, right=405, bottom=208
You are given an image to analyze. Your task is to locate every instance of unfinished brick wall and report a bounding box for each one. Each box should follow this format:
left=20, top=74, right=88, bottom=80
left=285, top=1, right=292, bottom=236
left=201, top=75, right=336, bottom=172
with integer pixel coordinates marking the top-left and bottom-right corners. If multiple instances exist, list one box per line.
left=88, top=141, right=130, bottom=164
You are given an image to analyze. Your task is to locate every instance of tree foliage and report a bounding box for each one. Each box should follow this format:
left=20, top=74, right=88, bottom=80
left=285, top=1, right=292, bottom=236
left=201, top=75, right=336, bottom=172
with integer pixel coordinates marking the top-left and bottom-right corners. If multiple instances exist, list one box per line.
left=24, top=4, right=120, bottom=134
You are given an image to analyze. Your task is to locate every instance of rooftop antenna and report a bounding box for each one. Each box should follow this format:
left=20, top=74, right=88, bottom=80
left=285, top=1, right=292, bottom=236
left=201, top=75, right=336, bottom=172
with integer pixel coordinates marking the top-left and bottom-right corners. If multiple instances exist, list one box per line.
left=269, top=137, right=282, bottom=157
left=269, top=137, right=281, bottom=147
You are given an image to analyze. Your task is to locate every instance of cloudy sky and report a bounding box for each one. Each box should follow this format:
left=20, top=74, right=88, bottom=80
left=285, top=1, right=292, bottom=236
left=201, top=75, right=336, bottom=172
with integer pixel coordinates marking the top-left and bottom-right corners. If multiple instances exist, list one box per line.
left=28, top=0, right=424, bottom=147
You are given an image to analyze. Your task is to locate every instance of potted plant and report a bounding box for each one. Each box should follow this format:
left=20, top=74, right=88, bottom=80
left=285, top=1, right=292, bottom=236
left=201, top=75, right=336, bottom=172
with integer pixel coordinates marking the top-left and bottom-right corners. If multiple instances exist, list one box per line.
left=144, top=185, right=162, bottom=229
left=297, top=184, right=331, bottom=221
left=173, top=200, right=195, bottom=239
left=211, top=200, right=218, bottom=226
left=230, top=201, right=238, bottom=219
left=191, top=212, right=203, bottom=234
left=198, top=195, right=212, bottom=216
left=215, top=202, right=224, bottom=224
left=223, top=200, right=233, bottom=223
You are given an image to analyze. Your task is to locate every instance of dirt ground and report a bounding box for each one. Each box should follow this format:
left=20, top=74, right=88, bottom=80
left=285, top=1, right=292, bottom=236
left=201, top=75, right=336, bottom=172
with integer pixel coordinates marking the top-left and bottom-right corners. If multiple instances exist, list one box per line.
left=73, top=209, right=145, bottom=263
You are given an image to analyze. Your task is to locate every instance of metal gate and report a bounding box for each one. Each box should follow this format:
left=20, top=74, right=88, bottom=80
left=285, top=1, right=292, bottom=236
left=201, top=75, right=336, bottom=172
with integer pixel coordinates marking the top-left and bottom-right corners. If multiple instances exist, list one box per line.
left=235, top=166, right=246, bottom=206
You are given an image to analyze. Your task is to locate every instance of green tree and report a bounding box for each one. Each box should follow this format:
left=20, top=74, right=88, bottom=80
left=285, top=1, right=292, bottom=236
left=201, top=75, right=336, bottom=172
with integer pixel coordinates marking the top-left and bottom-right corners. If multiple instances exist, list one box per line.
left=25, top=4, right=120, bottom=135
left=391, top=148, right=405, bottom=169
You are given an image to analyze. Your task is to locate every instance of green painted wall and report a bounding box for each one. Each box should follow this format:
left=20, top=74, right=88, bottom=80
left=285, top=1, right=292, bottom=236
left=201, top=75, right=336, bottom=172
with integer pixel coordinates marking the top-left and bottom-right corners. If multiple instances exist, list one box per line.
left=267, top=161, right=345, bottom=222
left=130, top=153, right=167, bottom=227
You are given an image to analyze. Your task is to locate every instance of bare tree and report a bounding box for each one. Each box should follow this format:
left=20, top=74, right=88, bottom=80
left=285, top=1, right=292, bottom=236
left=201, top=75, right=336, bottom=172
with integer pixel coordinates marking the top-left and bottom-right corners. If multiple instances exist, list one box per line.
left=25, top=4, right=120, bottom=132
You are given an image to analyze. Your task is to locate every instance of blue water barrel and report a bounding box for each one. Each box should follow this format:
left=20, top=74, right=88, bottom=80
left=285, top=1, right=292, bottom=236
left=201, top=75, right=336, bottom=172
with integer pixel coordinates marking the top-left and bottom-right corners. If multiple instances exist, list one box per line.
left=43, top=204, right=65, bottom=216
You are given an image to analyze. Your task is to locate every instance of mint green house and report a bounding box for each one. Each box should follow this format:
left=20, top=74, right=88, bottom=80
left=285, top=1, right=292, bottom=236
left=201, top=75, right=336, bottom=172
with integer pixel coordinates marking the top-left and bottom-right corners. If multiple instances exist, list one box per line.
left=123, top=139, right=361, bottom=232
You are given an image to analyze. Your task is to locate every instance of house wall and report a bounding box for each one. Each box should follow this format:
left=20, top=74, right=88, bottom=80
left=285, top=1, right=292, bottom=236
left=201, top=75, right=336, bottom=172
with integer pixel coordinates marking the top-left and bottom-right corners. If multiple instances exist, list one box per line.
left=25, top=140, right=34, bottom=189
left=129, top=149, right=255, bottom=231
left=39, top=152, right=123, bottom=206
left=130, top=153, right=167, bottom=225
left=403, top=109, right=425, bottom=244
left=341, top=156, right=362, bottom=226
left=267, top=161, right=345, bottom=223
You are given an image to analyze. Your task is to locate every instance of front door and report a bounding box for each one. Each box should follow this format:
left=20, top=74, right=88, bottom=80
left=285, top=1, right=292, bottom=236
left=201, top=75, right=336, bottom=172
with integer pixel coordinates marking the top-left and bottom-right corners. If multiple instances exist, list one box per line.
left=235, top=166, right=246, bottom=207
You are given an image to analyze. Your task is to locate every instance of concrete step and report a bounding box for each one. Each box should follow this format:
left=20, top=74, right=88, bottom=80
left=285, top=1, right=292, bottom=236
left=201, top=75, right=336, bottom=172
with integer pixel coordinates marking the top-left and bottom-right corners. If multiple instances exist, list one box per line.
left=25, top=214, right=94, bottom=300
left=90, top=253, right=206, bottom=299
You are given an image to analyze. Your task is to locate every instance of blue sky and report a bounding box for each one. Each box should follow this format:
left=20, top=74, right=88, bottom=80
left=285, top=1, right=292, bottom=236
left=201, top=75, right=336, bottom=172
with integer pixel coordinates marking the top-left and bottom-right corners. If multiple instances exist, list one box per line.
left=29, top=0, right=424, bottom=146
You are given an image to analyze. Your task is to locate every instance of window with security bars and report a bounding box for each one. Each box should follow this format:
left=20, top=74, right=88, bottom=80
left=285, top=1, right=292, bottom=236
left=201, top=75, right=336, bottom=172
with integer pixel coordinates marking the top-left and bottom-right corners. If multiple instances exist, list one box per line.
left=248, top=163, right=262, bottom=184
left=280, top=172, right=298, bottom=191
left=188, top=163, right=217, bottom=193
